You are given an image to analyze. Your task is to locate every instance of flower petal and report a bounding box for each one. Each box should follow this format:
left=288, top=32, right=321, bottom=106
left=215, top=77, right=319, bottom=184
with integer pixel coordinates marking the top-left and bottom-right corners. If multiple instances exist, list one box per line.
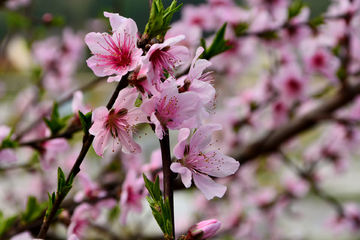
left=190, top=123, right=222, bottom=151
left=170, top=162, right=192, bottom=188
left=192, top=173, right=227, bottom=200
left=173, top=128, right=190, bottom=159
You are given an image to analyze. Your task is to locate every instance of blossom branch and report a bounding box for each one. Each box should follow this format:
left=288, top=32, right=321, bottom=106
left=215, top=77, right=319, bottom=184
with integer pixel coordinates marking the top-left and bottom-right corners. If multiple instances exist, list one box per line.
left=159, top=128, right=175, bottom=239
left=36, top=74, right=129, bottom=239
left=237, top=81, right=360, bottom=164
left=279, top=151, right=344, bottom=217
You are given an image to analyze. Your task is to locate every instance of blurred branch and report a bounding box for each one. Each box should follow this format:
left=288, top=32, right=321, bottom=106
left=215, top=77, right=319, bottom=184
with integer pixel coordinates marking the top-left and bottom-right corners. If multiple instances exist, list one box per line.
left=15, top=76, right=106, bottom=141
left=236, top=81, right=360, bottom=164
left=279, top=151, right=344, bottom=217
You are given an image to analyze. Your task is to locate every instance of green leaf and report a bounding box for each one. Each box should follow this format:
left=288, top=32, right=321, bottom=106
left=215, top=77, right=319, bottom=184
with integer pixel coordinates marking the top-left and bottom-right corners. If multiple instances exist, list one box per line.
left=162, top=1, right=183, bottom=32
left=234, top=22, right=249, bottom=37
left=62, top=185, right=72, bottom=197
left=0, top=136, right=18, bottom=149
left=257, top=30, right=279, bottom=40
left=78, top=110, right=93, bottom=135
left=144, top=0, right=182, bottom=39
left=135, top=98, right=143, bottom=108
left=44, top=102, right=68, bottom=135
left=161, top=197, right=171, bottom=226
left=152, top=210, right=165, bottom=233
left=152, top=176, right=161, bottom=201
left=143, top=174, right=156, bottom=200
left=200, top=23, right=233, bottom=60
left=57, top=167, right=65, bottom=193
left=5, top=12, right=31, bottom=29
left=68, top=173, right=75, bottom=186
left=45, top=192, right=54, bottom=220
left=51, top=15, right=65, bottom=27
left=337, top=66, right=346, bottom=81
left=288, top=0, right=304, bottom=20
left=55, top=209, right=63, bottom=218
left=308, top=15, right=324, bottom=29
left=0, top=215, right=17, bottom=236
left=20, top=196, right=47, bottom=224
left=165, top=219, right=173, bottom=236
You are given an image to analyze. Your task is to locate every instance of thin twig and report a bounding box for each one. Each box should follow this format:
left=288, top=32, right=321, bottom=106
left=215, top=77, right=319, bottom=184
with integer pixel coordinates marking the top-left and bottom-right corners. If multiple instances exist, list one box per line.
left=159, top=128, right=175, bottom=239
left=36, top=75, right=129, bottom=239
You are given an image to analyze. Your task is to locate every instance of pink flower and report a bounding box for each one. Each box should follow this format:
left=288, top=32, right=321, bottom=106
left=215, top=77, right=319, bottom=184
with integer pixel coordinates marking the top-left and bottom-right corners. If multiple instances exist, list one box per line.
left=141, top=36, right=190, bottom=91
left=67, top=203, right=91, bottom=238
left=273, top=65, right=308, bottom=103
left=89, top=87, right=148, bottom=156
left=119, top=170, right=144, bottom=224
left=170, top=124, right=240, bottom=200
left=73, top=173, right=107, bottom=202
left=186, top=219, right=221, bottom=240
left=141, top=78, right=202, bottom=139
left=177, top=47, right=216, bottom=115
left=85, top=12, right=142, bottom=82
left=40, top=138, right=69, bottom=170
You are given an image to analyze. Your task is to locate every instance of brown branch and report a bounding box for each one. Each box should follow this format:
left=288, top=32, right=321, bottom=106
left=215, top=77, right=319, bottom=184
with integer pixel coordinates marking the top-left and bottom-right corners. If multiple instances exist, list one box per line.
left=279, top=151, right=344, bottom=217
left=237, top=82, right=360, bottom=164
left=159, top=128, right=175, bottom=239
left=36, top=75, right=129, bottom=239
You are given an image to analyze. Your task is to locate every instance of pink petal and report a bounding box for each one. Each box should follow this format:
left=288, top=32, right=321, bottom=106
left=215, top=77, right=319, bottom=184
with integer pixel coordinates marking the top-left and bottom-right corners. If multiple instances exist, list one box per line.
left=107, top=75, right=123, bottom=82
left=114, top=88, right=138, bottom=111
left=192, top=173, right=227, bottom=200
left=190, top=123, right=222, bottom=150
left=92, top=128, right=112, bottom=157
left=85, top=32, right=111, bottom=56
left=166, top=45, right=190, bottom=66
left=86, top=55, right=109, bottom=77
left=162, top=35, right=186, bottom=47
left=89, top=107, right=108, bottom=135
left=0, top=125, right=11, bottom=141
left=0, top=149, right=17, bottom=163
left=118, top=130, right=142, bottom=154
left=173, top=128, right=190, bottom=159
left=189, top=80, right=215, bottom=105
left=151, top=112, right=164, bottom=140
left=125, top=108, right=149, bottom=125
left=202, top=150, right=240, bottom=178
left=104, top=12, right=127, bottom=31
left=170, top=162, right=192, bottom=188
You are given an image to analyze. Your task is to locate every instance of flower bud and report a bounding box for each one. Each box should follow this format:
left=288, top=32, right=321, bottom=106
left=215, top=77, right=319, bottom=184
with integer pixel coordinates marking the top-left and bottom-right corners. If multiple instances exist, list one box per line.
left=186, top=219, right=221, bottom=240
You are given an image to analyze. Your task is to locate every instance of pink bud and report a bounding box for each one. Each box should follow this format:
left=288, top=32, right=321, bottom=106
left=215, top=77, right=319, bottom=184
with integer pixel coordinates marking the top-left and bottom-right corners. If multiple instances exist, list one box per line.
left=186, top=219, right=221, bottom=239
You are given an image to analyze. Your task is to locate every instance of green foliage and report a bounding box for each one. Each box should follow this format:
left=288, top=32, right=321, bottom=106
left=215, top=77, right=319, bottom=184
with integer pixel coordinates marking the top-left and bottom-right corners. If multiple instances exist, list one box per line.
left=200, top=23, right=233, bottom=60
left=234, top=22, right=249, bottom=37
left=257, top=30, right=279, bottom=40
left=337, top=66, right=346, bottom=81
left=57, top=167, right=73, bottom=197
left=45, top=191, right=63, bottom=220
left=43, top=102, right=71, bottom=135
left=0, top=131, right=18, bottom=150
left=135, top=98, right=142, bottom=107
left=144, top=0, right=182, bottom=39
left=0, top=211, right=17, bottom=237
left=5, top=12, right=30, bottom=29
left=51, top=15, right=65, bottom=27
left=20, top=196, right=47, bottom=224
left=288, top=0, right=304, bottom=20
left=308, top=15, right=324, bottom=29
left=78, top=110, right=92, bottom=135
left=143, top=174, right=173, bottom=238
